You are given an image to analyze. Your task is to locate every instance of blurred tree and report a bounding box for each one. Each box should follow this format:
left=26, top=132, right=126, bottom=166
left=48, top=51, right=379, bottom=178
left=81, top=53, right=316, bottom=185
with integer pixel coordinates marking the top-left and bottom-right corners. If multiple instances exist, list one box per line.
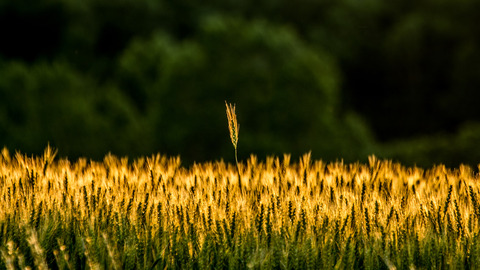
left=381, top=122, right=480, bottom=168
left=1, top=0, right=479, bottom=166
left=117, top=15, right=375, bottom=163
left=0, top=61, right=142, bottom=159
left=339, top=0, right=480, bottom=141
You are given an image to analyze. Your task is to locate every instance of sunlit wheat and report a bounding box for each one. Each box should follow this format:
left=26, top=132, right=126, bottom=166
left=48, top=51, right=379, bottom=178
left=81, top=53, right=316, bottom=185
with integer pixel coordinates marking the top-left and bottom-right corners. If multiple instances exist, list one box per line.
left=0, top=145, right=479, bottom=269
left=225, top=101, right=242, bottom=192
left=225, top=101, right=239, bottom=150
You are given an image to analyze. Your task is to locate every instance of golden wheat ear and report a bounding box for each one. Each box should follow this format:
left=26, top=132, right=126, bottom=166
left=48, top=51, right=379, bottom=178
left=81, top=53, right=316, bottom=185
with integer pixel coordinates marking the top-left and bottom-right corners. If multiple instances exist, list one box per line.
left=225, top=101, right=239, bottom=149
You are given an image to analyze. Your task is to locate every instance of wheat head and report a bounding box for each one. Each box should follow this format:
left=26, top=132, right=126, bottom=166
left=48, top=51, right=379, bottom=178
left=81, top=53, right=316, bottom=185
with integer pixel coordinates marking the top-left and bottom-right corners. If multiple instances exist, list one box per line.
left=225, top=101, right=239, bottom=149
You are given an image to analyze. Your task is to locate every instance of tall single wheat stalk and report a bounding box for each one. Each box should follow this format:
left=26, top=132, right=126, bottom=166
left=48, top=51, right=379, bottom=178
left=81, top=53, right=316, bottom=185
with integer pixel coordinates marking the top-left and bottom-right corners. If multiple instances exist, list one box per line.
left=225, top=101, right=242, bottom=192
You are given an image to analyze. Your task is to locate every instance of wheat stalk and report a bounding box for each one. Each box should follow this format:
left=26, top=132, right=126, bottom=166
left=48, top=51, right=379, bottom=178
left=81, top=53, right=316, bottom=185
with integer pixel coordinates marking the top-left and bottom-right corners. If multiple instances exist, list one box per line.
left=225, top=101, right=242, bottom=192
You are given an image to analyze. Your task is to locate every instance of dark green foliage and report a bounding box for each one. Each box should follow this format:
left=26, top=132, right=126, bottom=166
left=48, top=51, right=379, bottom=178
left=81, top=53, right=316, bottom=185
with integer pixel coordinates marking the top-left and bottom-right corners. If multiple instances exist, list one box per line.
left=1, top=0, right=480, bottom=166
left=0, top=3, right=378, bottom=164
left=0, top=61, right=142, bottom=160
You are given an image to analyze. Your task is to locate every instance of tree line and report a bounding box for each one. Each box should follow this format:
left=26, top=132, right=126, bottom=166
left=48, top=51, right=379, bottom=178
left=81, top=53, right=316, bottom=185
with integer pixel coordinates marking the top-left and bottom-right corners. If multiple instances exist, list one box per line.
left=1, top=0, right=479, bottom=167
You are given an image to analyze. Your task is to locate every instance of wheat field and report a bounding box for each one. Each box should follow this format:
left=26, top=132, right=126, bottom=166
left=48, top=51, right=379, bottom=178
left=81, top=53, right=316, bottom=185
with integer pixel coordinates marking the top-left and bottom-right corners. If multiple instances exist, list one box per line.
left=1, top=147, right=480, bottom=269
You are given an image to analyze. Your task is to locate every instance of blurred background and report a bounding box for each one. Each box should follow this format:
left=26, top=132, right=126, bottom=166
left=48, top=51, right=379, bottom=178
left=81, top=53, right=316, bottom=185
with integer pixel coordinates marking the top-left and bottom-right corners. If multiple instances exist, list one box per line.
left=1, top=0, right=480, bottom=168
